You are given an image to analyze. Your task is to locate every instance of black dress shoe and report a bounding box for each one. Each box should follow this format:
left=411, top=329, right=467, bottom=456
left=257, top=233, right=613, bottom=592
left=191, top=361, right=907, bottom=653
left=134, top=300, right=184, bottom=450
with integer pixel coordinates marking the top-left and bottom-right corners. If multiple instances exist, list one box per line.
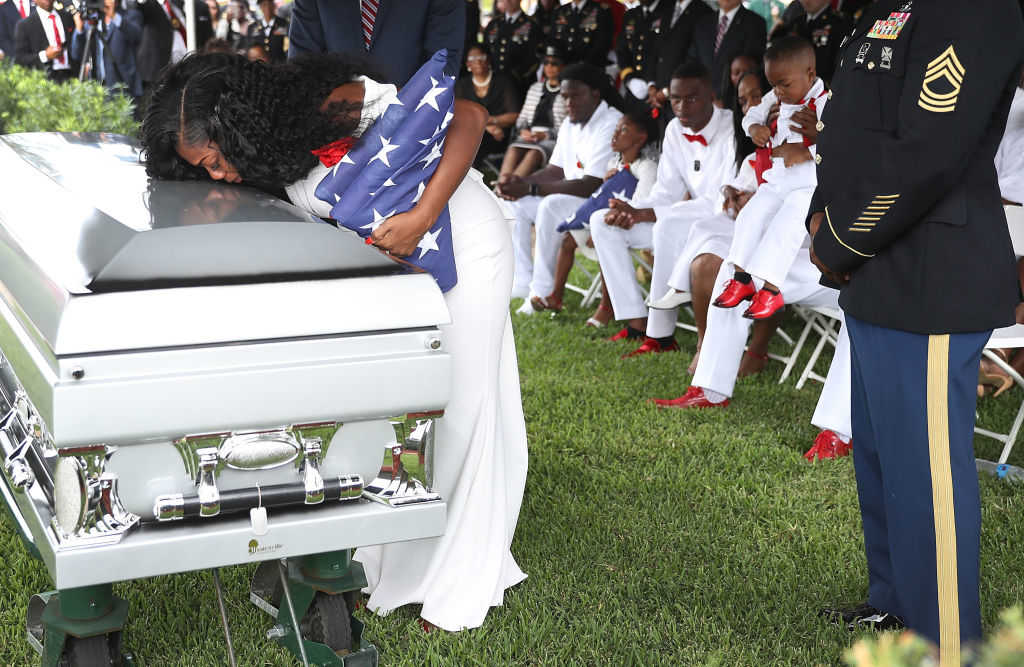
left=819, top=602, right=905, bottom=631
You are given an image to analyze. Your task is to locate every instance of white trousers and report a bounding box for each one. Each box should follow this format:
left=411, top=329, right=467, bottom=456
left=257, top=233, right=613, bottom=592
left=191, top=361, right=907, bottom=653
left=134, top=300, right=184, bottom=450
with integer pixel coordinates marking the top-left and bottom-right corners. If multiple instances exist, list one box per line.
left=692, top=252, right=851, bottom=435
left=510, top=193, right=586, bottom=299
left=725, top=182, right=813, bottom=289
left=589, top=212, right=653, bottom=322
left=666, top=213, right=735, bottom=293
left=590, top=208, right=703, bottom=338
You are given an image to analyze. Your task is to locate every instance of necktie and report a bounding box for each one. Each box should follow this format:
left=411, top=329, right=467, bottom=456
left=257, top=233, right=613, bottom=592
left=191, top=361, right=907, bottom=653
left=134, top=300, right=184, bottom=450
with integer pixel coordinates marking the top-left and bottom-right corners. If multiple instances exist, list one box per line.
left=714, top=13, right=728, bottom=55
left=361, top=0, right=379, bottom=50
left=683, top=133, right=707, bottom=146
left=48, top=13, right=64, bottom=64
left=164, top=1, right=186, bottom=43
left=18, top=0, right=26, bottom=19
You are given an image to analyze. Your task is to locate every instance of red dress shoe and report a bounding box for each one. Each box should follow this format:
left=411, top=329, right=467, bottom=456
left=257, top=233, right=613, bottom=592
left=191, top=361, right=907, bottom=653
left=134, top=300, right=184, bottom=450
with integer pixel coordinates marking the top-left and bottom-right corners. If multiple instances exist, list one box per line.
left=803, top=429, right=852, bottom=461
left=742, top=289, right=785, bottom=319
left=649, top=385, right=729, bottom=409
left=713, top=279, right=756, bottom=308
left=622, top=337, right=680, bottom=359
left=608, top=327, right=643, bottom=342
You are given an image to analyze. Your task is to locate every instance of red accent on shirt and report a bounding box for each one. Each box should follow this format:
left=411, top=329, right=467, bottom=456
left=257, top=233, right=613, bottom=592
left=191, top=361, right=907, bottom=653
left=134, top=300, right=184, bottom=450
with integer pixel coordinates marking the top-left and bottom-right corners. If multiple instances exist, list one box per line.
left=311, top=137, right=357, bottom=167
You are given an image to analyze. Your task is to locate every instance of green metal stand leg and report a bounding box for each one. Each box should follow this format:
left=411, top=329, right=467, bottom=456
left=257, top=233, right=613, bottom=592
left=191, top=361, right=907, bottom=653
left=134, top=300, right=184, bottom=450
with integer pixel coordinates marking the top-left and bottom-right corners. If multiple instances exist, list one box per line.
left=37, top=584, right=131, bottom=667
left=264, top=550, right=378, bottom=666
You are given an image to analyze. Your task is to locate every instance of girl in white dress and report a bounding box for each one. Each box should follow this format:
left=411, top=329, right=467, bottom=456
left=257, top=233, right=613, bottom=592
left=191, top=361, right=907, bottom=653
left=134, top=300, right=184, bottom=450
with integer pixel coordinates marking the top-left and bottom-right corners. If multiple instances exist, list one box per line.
left=141, top=53, right=528, bottom=632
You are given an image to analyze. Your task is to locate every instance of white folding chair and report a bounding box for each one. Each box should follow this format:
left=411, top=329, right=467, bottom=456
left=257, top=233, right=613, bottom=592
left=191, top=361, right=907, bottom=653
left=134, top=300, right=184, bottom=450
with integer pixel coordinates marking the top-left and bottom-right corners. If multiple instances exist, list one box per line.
left=975, top=324, right=1024, bottom=481
left=566, top=244, right=656, bottom=309
left=793, top=306, right=843, bottom=389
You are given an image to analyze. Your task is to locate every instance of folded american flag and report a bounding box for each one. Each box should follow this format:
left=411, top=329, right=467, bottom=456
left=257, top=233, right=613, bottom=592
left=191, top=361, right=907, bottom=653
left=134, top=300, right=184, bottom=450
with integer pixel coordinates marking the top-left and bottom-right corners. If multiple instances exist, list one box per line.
left=555, top=166, right=639, bottom=233
left=315, top=50, right=458, bottom=292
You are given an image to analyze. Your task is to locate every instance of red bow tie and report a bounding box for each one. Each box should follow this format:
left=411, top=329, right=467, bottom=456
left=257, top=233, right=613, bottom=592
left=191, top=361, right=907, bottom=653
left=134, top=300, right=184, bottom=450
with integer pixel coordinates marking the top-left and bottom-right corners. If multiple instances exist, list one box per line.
left=311, top=137, right=356, bottom=167
left=683, top=133, right=707, bottom=146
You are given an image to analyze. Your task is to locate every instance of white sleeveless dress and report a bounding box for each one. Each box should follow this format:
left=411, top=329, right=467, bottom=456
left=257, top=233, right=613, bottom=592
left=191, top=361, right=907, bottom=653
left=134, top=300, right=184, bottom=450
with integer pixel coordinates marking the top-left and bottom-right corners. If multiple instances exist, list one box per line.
left=285, top=78, right=529, bottom=632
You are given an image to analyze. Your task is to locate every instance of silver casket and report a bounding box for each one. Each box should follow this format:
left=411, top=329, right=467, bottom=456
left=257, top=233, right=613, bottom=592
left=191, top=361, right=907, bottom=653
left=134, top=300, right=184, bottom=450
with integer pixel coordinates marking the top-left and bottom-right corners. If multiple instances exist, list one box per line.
left=0, top=132, right=449, bottom=591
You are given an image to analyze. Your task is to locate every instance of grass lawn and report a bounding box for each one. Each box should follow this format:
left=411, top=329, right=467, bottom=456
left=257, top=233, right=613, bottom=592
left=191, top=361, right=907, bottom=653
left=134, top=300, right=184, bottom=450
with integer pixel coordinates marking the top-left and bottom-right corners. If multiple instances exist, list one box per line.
left=1, top=287, right=1022, bottom=665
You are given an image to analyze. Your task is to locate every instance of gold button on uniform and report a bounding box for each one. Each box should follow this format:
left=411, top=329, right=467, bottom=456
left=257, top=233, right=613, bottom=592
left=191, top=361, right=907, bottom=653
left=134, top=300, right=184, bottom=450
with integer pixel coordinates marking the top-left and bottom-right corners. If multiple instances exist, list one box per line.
left=868, top=61, right=876, bottom=70
left=828, top=90, right=833, bottom=99
left=815, top=154, right=822, bottom=165
left=816, top=121, right=824, bottom=132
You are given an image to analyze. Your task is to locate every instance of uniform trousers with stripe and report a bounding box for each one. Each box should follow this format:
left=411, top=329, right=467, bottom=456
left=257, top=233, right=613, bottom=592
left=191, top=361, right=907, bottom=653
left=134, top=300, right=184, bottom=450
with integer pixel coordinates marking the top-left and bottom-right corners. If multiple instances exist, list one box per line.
left=846, top=315, right=985, bottom=658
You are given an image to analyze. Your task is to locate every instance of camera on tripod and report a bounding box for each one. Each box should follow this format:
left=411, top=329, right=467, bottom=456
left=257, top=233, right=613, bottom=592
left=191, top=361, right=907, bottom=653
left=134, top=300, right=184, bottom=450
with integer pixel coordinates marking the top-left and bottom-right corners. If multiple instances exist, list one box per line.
left=70, top=0, right=106, bottom=23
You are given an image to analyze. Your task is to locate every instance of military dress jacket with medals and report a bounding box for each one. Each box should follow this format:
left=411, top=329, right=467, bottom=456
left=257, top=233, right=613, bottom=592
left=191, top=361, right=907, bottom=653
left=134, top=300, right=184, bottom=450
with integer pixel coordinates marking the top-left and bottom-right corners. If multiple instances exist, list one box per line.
left=245, top=14, right=288, bottom=62
left=549, top=0, right=613, bottom=68
left=616, top=0, right=672, bottom=88
left=808, top=0, right=1024, bottom=335
left=483, top=11, right=540, bottom=90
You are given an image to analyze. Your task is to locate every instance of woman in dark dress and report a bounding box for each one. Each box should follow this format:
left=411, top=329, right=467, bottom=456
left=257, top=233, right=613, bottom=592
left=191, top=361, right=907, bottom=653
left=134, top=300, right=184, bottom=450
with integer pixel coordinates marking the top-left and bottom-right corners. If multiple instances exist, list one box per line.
left=455, top=43, right=521, bottom=167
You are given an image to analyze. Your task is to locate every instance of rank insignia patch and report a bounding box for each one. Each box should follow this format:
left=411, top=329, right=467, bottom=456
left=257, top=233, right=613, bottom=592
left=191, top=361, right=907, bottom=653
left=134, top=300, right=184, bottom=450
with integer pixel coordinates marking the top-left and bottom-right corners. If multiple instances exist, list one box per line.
left=867, top=12, right=910, bottom=39
left=918, top=45, right=964, bottom=113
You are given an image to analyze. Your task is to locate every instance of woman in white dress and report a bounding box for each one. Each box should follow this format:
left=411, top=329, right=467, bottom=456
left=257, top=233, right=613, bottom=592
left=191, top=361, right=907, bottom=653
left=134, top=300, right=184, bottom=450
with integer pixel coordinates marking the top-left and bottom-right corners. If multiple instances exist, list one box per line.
left=141, top=53, right=528, bottom=632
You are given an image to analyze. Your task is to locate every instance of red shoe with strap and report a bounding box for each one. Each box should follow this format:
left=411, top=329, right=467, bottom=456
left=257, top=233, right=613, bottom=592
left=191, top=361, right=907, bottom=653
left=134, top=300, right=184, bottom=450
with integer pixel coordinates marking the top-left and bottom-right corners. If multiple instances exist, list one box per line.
left=649, top=386, right=729, bottom=409
left=803, top=429, right=853, bottom=461
left=713, top=279, right=756, bottom=308
left=743, top=289, right=785, bottom=320
left=622, top=337, right=679, bottom=359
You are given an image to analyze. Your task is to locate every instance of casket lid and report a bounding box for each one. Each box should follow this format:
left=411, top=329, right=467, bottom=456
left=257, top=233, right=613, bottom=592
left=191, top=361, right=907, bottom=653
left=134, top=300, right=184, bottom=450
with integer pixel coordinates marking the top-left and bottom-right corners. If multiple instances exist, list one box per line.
left=0, top=132, right=405, bottom=293
left=0, top=133, right=450, bottom=356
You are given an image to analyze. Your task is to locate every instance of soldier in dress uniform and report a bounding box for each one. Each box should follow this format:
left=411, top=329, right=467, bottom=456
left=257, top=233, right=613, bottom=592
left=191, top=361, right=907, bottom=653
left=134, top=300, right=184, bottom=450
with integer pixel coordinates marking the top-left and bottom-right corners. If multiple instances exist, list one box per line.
left=769, top=0, right=852, bottom=83
left=615, top=0, right=672, bottom=104
left=531, top=0, right=559, bottom=42
left=483, top=0, right=539, bottom=94
left=245, top=0, right=287, bottom=63
left=548, top=0, right=613, bottom=68
left=808, top=1, right=1024, bottom=662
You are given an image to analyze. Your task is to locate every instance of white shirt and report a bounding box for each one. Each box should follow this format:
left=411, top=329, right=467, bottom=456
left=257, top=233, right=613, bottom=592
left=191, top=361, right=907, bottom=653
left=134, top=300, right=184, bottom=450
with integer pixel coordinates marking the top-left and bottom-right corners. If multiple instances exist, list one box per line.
left=636, top=106, right=737, bottom=220
left=717, top=5, right=740, bottom=35
left=997, top=87, right=1024, bottom=204
left=550, top=101, right=624, bottom=180
left=505, top=10, right=522, bottom=21
left=35, top=5, right=69, bottom=70
left=806, top=5, right=827, bottom=21
left=614, top=152, right=659, bottom=204
left=728, top=151, right=758, bottom=193
left=742, top=77, right=827, bottom=149
left=671, top=0, right=693, bottom=27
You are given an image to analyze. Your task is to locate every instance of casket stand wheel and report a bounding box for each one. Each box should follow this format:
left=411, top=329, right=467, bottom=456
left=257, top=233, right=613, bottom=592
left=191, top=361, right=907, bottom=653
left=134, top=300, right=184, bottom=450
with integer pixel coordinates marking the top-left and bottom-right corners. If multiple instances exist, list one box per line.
left=26, top=585, right=134, bottom=667
left=251, top=550, right=378, bottom=666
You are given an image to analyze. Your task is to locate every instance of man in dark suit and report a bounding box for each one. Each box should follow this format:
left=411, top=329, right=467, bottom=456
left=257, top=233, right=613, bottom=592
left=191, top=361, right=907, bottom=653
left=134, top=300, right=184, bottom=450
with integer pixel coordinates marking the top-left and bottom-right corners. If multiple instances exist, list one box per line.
left=0, top=0, right=32, bottom=62
left=14, top=0, right=77, bottom=81
left=810, top=1, right=1024, bottom=660
left=768, top=0, right=851, bottom=84
left=688, top=0, right=766, bottom=102
left=71, top=0, right=143, bottom=99
left=287, top=0, right=465, bottom=86
left=245, top=0, right=287, bottom=63
left=136, top=0, right=213, bottom=93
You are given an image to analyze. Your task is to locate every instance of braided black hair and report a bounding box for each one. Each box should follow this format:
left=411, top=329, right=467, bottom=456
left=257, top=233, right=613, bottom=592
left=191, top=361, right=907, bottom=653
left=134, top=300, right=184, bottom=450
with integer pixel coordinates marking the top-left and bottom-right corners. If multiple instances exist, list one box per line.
left=141, top=53, right=382, bottom=189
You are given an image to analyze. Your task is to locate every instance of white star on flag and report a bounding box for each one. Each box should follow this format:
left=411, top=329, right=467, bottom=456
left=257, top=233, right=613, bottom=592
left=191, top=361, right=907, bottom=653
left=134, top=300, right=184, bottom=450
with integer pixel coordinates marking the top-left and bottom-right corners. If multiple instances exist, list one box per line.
left=412, top=182, right=426, bottom=203
left=416, top=227, right=442, bottom=259
left=369, top=177, right=397, bottom=196
left=441, top=111, right=454, bottom=129
left=369, top=136, right=400, bottom=167
left=612, top=189, right=628, bottom=200
left=360, top=208, right=396, bottom=232
left=416, top=77, right=446, bottom=112
left=419, top=126, right=443, bottom=145
left=420, top=141, right=444, bottom=169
